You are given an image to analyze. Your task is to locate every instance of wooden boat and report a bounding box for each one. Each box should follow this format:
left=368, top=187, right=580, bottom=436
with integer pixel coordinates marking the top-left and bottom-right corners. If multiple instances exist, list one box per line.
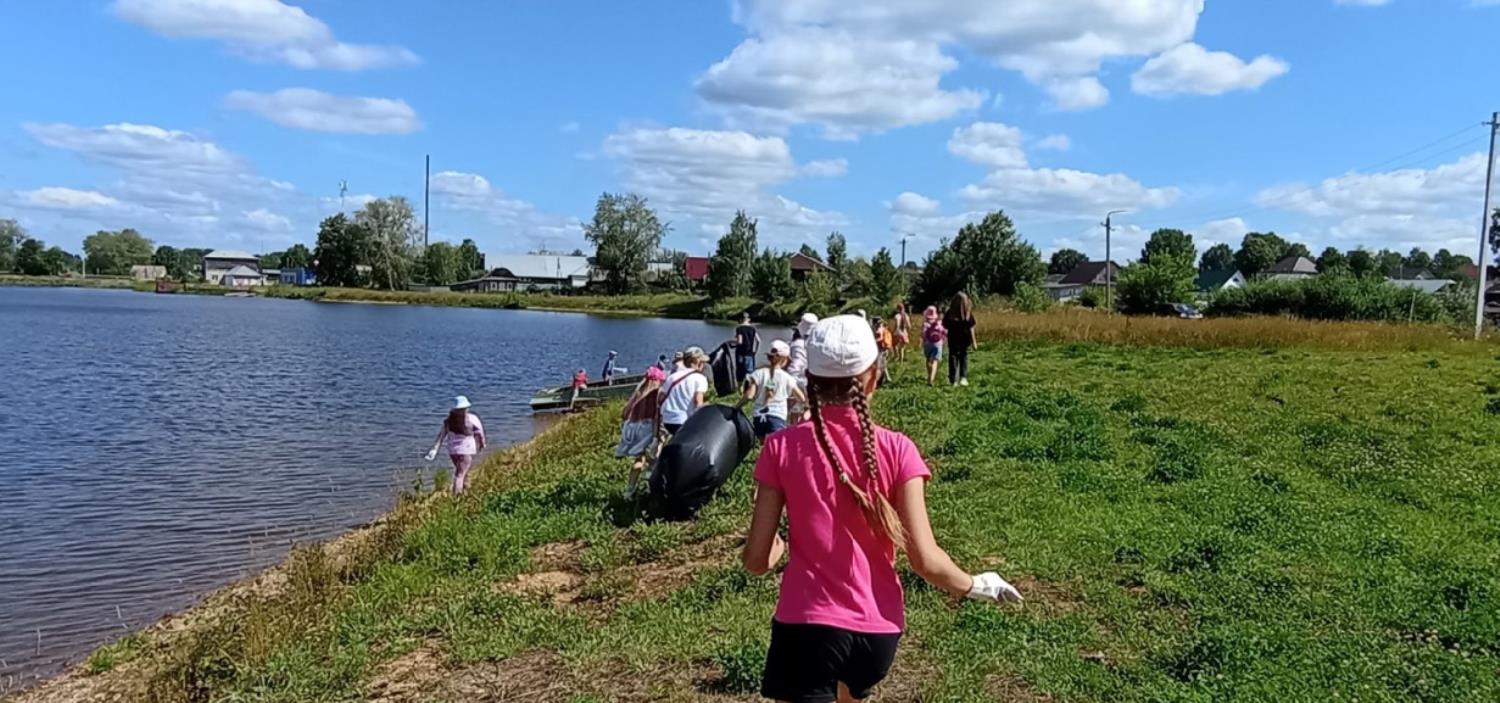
left=154, top=279, right=178, bottom=294
left=529, top=372, right=646, bottom=413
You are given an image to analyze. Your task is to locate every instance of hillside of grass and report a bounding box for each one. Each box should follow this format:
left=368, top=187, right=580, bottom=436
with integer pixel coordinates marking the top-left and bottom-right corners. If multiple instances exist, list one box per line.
left=12, top=321, right=1500, bottom=702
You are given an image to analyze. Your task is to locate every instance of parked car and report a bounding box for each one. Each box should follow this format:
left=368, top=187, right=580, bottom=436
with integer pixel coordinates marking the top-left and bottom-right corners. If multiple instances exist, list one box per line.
left=1164, top=303, right=1203, bottom=319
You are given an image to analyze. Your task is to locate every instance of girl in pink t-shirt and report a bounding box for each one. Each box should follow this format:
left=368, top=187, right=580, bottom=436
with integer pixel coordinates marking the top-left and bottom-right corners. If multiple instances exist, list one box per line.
left=426, top=395, right=486, bottom=494
left=743, top=315, right=1022, bottom=703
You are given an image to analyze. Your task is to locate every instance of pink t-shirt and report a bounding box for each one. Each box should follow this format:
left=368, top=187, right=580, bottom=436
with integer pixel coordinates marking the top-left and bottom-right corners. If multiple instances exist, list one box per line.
left=752, top=406, right=931, bottom=634
left=445, top=414, right=485, bottom=456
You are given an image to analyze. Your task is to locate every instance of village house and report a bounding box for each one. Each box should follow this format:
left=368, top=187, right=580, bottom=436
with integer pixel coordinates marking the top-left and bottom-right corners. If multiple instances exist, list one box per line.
left=787, top=251, right=834, bottom=281
left=1264, top=255, right=1318, bottom=281
left=202, top=250, right=262, bottom=285
left=129, top=264, right=167, bottom=281
left=450, top=254, right=592, bottom=293
left=1195, top=269, right=1247, bottom=296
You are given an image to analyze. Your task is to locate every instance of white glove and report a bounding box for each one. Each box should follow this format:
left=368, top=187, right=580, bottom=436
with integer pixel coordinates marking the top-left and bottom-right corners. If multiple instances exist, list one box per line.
left=424, top=448, right=438, bottom=462
left=966, top=572, right=1022, bottom=604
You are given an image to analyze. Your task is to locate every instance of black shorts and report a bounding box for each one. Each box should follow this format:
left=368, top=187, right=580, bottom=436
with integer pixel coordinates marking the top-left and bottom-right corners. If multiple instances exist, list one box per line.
left=662, top=422, right=683, bottom=436
left=761, top=620, right=901, bottom=703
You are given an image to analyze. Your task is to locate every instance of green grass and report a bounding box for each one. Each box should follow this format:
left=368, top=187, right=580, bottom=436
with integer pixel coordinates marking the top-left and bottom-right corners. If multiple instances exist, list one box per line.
left=47, top=334, right=1500, bottom=702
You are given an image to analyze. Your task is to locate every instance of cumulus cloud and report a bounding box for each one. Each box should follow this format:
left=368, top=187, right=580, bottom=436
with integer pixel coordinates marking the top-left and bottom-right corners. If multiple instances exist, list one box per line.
left=223, top=88, right=422, bottom=134
left=890, top=192, right=941, bottom=217
left=946, top=121, right=1180, bottom=217
left=947, top=122, right=1028, bottom=169
left=428, top=170, right=581, bottom=246
left=704, top=0, right=1230, bottom=127
left=601, top=127, right=846, bottom=246
left=1197, top=217, right=1250, bottom=247
left=1034, top=134, right=1072, bottom=152
left=1256, top=152, right=1489, bottom=251
left=113, top=0, right=417, bottom=70
left=24, top=122, right=243, bottom=176
left=17, top=187, right=122, bottom=211
left=1131, top=43, right=1289, bottom=97
left=243, top=208, right=292, bottom=232
left=696, top=28, right=984, bottom=138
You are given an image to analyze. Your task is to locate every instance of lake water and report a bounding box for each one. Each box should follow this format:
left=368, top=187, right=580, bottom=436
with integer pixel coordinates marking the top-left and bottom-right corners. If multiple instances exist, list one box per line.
left=0, top=286, right=768, bottom=688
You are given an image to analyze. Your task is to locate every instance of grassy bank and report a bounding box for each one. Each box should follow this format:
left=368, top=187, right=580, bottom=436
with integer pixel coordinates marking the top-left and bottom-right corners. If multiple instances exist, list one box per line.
left=13, top=315, right=1500, bottom=702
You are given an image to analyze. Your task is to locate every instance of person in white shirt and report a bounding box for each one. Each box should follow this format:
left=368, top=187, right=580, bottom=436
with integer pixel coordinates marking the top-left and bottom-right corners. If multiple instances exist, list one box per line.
left=785, top=313, right=817, bottom=423
left=739, top=340, right=807, bottom=440
left=658, top=346, right=709, bottom=435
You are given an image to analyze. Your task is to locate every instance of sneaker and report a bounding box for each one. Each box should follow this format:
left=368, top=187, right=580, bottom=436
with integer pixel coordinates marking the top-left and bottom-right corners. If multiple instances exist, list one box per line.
left=959, top=378, right=970, bottom=387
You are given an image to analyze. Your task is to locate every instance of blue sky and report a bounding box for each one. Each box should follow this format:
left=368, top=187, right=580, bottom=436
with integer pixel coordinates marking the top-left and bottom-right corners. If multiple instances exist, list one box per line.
left=2, top=0, right=1498, bottom=265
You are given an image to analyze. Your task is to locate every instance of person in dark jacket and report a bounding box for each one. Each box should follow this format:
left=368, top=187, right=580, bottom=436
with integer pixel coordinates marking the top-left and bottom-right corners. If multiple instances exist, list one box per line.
left=734, top=312, right=761, bottom=385
left=942, top=292, right=978, bottom=386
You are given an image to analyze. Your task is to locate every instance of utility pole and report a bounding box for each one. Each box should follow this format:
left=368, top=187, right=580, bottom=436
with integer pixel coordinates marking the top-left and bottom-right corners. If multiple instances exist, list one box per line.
left=339, top=179, right=348, bottom=210
left=1103, top=210, right=1126, bottom=311
left=1474, top=113, right=1498, bottom=340
left=899, top=231, right=914, bottom=267
left=423, top=154, right=431, bottom=249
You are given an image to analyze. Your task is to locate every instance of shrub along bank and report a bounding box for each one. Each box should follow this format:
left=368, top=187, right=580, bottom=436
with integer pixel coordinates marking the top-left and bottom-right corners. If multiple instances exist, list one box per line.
left=18, top=318, right=1500, bottom=702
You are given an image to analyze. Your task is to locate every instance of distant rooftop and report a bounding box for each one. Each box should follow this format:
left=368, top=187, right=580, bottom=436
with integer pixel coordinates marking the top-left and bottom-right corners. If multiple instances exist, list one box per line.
left=204, top=249, right=258, bottom=261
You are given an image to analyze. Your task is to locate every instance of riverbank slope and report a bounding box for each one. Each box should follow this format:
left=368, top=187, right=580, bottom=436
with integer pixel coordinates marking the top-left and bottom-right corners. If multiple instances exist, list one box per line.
left=9, top=318, right=1500, bottom=701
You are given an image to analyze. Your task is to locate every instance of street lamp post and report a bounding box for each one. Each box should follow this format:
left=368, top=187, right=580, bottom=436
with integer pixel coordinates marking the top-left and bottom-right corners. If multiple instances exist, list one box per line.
left=1102, top=210, right=1127, bottom=311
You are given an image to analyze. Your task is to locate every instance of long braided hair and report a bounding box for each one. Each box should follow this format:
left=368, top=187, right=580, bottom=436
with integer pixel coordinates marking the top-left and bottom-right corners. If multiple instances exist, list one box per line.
left=806, top=371, right=907, bottom=550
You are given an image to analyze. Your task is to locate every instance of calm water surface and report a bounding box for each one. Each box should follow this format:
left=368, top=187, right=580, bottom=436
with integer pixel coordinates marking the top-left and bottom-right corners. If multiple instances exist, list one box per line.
left=0, top=286, right=766, bottom=687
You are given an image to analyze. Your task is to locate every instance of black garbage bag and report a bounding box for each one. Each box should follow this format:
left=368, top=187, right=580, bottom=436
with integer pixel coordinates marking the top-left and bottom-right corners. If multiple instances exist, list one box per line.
left=648, top=404, right=753, bottom=521
left=707, top=342, right=738, bottom=397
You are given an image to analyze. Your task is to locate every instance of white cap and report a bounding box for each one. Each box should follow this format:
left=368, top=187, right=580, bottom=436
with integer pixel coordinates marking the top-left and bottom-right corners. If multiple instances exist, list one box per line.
left=768, top=339, right=790, bottom=356
left=856, top=309, right=868, bottom=320
left=453, top=395, right=472, bottom=410
left=806, top=315, right=879, bottom=378
left=797, top=312, right=819, bottom=336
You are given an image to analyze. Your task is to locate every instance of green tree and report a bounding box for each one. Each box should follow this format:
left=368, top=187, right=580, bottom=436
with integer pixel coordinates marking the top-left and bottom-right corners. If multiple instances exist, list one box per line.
left=1199, top=243, right=1235, bottom=272
left=1234, top=231, right=1289, bottom=277
left=825, top=232, right=848, bottom=278
left=281, top=243, right=312, bottom=270
left=868, top=247, right=907, bottom=305
left=313, top=214, right=368, bottom=288
left=356, top=197, right=421, bottom=290
left=0, top=218, right=25, bottom=272
left=706, top=211, right=758, bottom=300
left=152, top=245, right=181, bottom=278
left=1347, top=249, right=1377, bottom=278
left=1403, top=247, right=1432, bottom=276
left=1140, top=228, right=1195, bottom=265
left=844, top=257, right=874, bottom=298
left=1431, top=249, right=1474, bottom=280
left=798, top=243, right=822, bottom=261
left=1316, top=246, right=1346, bottom=273
left=176, top=248, right=209, bottom=281
left=1048, top=248, right=1088, bottom=275
left=83, top=228, right=154, bottom=275
left=259, top=251, right=284, bottom=270
left=749, top=249, right=794, bottom=302
left=458, top=238, right=486, bottom=276
left=1115, top=255, right=1196, bottom=314
left=419, top=242, right=464, bottom=286
left=796, top=272, right=840, bottom=317
left=911, top=211, right=1044, bottom=305
left=1374, top=249, right=1404, bottom=278
left=584, top=192, right=666, bottom=294
left=16, top=238, right=48, bottom=276
left=42, top=246, right=75, bottom=275
left=1284, top=242, right=1312, bottom=261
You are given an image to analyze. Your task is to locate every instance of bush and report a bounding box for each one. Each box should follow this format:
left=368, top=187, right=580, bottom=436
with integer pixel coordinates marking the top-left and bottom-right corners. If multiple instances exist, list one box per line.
left=1012, top=281, right=1051, bottom=313
left=1115, top=256, right=1195, bottom=315
left=1206, top=274, right=1455, bottom=324
left=1078, top=287, right=1103, bottom=309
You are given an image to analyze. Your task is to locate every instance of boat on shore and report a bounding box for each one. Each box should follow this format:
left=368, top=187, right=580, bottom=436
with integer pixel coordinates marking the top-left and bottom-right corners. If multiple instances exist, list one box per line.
left=529, top=372, right=644, bottom=413
left=154, top=279, right=178, bottom=294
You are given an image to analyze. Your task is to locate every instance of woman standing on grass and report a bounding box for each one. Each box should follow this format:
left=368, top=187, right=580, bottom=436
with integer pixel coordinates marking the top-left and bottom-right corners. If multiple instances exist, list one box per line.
left=920, top=306, right=945, bottom=387
left=942, top=292, right=978, bottom=387
left=616, top=366, right=665, bottom=499
left=425, top=395, right=486, bottom=494
left=742, top=316, right=1022, bottom=703
left=659, top=346, right=709, bottom=436
left=739, top=340, right=806, bottom=440
left=891, top=303, right=910, bottom=362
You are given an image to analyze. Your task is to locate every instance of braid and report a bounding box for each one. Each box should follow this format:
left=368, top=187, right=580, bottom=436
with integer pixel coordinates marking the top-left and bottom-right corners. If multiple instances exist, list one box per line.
left=807, top=374, right=906, bottom=551
left=851, top=386, right=907, bottom=550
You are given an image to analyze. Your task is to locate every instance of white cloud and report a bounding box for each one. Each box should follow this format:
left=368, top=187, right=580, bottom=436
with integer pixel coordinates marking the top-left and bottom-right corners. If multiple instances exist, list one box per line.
left=223, top=88, right=421, bottom=134
left=113, top=0, right=417, bottom=70
left=707, top=0, right=1221, bottom=127
left=1034, top=134, right=1072, bottom=152
left=24, top=122, right=243, bottom=176
left=1043, top=75, right=1110, bottom=111
left=946, top=121, right=1179, bottom=217
left=697, top=28, right=984, bottom=138
left=1131, top=43, right=1289, bottom=97
left=1334, top=0, right=1390, bottom=6
left=1198, top=217, right=1249, bottom=247
left=428, top=170, right=581, bottom=246
left=559, top=121, right=581, bottom=134
left=1256, top=152, right=1489, bottom=251
left=800, top=158, right=849, bottom=178
left=890, top=192, right=941, bottom=217
left=243, top=208, right=292, bottom=232
left=601, top=126, right=846, bottom=246
left=17, top=187, right=122, bottom=211
left=947, top=122, right=1027, bottom=169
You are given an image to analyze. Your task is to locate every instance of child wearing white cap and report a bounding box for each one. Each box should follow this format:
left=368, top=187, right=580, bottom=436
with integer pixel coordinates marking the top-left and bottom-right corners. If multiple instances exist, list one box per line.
left=425, top=395, right=486, bottom=494
left=738, top=339, right=807, bottom=440
left=741, top=315, right=1021, bottom=702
